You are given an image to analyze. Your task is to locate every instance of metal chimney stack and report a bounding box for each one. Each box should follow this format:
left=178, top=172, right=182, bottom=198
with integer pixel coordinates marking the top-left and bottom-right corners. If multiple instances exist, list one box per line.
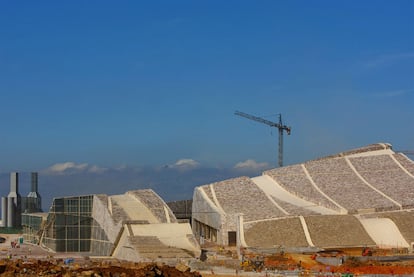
left=1, top=197, right=7, bottom=227
left=27, top=172, right=42, bottom=212
left=7, top=172, right=21, bottom=227
left=31, top=172, right=38, bottom=193
left=8, top=172, right=19, bottom=198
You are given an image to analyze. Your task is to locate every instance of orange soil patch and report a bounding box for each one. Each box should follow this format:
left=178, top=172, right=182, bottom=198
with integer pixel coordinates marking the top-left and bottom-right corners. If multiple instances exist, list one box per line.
left=287, top=253, right=414, bottom=275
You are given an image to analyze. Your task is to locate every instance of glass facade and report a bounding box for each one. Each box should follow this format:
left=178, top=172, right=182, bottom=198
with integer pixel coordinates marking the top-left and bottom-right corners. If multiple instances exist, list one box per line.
left=90, top=218, right=113, bottom=256
left=43, top=195, right=93, bottom=252
left=23, top=194, right=115, bottom=255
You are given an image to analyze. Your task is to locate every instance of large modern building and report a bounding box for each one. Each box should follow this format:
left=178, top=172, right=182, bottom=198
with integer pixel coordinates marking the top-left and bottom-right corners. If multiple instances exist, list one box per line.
left=23, top=189, right=200, bottom=262
left=20, top=142, right=414, bottom=260
left=192, top=143, right=414, bottom=252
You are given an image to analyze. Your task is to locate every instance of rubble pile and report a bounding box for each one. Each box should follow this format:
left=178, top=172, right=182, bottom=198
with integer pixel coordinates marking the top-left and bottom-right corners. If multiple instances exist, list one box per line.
left=0, top=259, right=202, bottom=277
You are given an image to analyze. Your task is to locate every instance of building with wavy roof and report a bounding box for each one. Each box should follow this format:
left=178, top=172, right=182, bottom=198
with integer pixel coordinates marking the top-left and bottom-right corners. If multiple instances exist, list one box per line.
left=192, top=143, right=414, bottom=251
left=23, top=189, right=200, bottom=262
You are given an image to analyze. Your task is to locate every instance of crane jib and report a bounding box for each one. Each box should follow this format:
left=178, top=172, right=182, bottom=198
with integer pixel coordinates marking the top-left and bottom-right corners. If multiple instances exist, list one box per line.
left=234, top=110, right=291, bottom=167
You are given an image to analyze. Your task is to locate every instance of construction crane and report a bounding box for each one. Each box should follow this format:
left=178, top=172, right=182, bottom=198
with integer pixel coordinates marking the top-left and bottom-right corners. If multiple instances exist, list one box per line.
left=235, top=110, right=291, bottom=167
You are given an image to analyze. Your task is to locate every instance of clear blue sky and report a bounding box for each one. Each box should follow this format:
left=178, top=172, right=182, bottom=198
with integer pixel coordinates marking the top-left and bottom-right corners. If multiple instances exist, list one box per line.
left=1, top=0, right=413, bottom=174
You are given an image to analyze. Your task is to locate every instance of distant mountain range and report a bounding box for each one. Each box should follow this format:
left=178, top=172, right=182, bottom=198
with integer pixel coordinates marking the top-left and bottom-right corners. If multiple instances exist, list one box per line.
left=0, top=162, right=269, bottom=212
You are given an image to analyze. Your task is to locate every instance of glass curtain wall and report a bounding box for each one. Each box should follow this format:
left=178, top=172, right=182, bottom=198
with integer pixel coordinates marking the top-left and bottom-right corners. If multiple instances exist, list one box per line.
left=43, top=195, right=93, bottom=252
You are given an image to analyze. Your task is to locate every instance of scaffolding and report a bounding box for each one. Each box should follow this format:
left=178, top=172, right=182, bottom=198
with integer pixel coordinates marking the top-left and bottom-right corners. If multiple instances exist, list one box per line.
left=22, top=213, right=46, bottom=244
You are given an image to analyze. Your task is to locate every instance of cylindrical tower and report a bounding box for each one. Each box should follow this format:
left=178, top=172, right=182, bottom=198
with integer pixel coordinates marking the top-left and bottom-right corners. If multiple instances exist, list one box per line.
left=9, top=172, right=18, bottom=196
left=7, top=197, right=14, bottom=227
left=7, top=172, right=22, bottom=227
left=1, top=197, right=7, bottom=227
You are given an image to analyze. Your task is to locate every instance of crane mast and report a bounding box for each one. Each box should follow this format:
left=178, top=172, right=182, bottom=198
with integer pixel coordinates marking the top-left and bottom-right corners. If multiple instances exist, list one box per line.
left=235, top=110, right=291, bottom=167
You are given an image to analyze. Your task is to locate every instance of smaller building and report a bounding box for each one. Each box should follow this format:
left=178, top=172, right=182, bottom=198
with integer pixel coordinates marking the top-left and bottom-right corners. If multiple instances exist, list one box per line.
left=167, top=199, right=192, bottom=223
left=23, top=189, right=200, bottom=261
left=3, top=172, right=22, bottom=228
left=2, top=172, right=43, bottom=228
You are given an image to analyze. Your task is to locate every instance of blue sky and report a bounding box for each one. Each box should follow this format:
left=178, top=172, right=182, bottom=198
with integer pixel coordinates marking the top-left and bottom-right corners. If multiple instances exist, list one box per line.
left=0, top=1, right=413, bottom=206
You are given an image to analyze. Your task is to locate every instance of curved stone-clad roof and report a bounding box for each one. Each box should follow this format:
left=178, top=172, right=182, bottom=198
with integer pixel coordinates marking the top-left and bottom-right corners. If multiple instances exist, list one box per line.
left=304, top=215, right=375, bottom=248
left=198, top=143, right=414, bottom=217
left=265, top=165, right=339, bottom=211
left=109, top=196, right=132, bottom=224
left=128, top=189, right=177, bottom=223
left=244, top=218, right=309, bottom=248
left=305, top=157, right=398, bottom=211
left=350, top=154, right=414, bottom=208
left=204, top=177, right=286, bottom=222
left=394, top=153, right=414, bottom=176
left=110, top=193, right=159, bottom=223
left=101, top=190, right=199, bottom=261
left=270, top=196, right=319, bottom=216
left=312, top=143, right=392, bottom=161
left=193, top=143, right=414, bottom=250
left=264, top=143, right=413, bottom=212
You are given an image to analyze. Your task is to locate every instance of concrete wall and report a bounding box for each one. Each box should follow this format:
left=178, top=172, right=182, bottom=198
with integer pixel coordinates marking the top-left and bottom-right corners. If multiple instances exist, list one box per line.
left=192, top=188, right=223, bottom=230
left=92, top=195, right=122, bottom=244
left=192, top=187, right=234, bottom=245
left=111, top=227, right=141, bottom=262
left=359, top=217, right=409, bottom=248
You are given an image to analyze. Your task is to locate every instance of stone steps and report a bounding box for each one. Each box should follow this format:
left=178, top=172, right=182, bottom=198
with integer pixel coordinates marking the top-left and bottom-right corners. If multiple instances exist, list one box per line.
left=130, top=236, right=193, bottom=259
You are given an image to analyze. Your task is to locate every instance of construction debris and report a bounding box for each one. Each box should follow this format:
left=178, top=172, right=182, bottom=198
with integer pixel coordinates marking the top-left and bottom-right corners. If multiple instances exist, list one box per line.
left=0, top=259, right=202, bottom=277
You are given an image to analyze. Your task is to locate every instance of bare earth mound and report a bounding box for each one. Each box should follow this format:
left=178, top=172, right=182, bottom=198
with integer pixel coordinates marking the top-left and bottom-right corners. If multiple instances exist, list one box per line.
left=0, top=259, right=201, bottom=277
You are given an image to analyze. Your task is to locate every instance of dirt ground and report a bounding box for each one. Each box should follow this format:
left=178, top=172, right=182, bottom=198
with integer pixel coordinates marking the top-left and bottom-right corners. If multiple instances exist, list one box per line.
left=286, top=253, right=414, bottom=275
left=0, top=259, right=202, bottom=277
left=200, top=246, right=414, bottom=276
left=0, top=234, right=201, bottom=276
left=2, top=235, right=414, bottom=276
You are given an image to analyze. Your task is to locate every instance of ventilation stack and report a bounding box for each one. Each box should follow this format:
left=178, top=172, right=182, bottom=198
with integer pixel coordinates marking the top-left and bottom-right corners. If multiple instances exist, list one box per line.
left=26, top=172, right=42, bottom=212
left=7, top=172, right=22, bottom=227
left=1, top=197, right=7, bottom=227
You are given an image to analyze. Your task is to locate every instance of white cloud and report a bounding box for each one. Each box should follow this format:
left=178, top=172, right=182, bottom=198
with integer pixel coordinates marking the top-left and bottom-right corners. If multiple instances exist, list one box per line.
left=233, top=159, right=269, bottom=171
left=169, top=159, right=200, bottom=170
left=47, top=162, right=87, bottom=173
left=44, top=162, right=107, bottom=175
